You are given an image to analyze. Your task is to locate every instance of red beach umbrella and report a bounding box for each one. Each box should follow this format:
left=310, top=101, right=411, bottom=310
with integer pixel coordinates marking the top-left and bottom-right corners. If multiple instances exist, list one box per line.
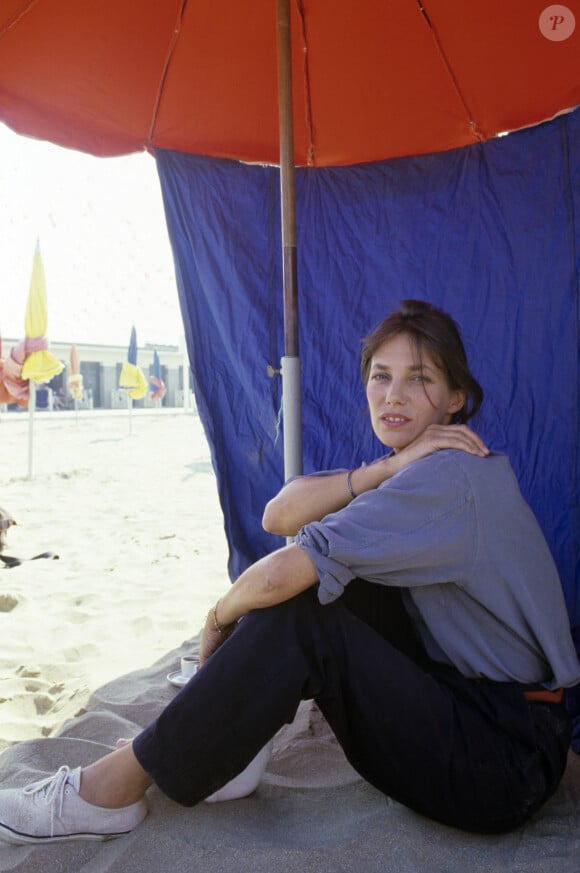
left=1, top=0, right=577, bottom=476
left=0, top=338, right=29, bottom=408
left=149, top=349, right=167, bottom=402
left=0, top=1, right=578, bottom=167
left=0, top=336, right=20, bottom=405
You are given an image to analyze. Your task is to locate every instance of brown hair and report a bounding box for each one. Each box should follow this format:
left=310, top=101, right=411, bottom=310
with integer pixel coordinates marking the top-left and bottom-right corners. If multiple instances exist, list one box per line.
left=360, top=300, right=483, bottom=424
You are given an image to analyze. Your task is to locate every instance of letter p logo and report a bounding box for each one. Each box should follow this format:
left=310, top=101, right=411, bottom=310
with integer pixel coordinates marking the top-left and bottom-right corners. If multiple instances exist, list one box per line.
left=539, top=5, right=576, bottom=41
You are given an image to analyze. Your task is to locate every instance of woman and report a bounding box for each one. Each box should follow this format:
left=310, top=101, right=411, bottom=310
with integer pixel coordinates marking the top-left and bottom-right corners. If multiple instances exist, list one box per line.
left=1, top=299, right=578, bottom=842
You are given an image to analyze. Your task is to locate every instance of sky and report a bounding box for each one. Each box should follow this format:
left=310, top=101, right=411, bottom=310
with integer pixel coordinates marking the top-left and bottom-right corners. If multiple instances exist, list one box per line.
left=0, top=122, right=184, bottom=348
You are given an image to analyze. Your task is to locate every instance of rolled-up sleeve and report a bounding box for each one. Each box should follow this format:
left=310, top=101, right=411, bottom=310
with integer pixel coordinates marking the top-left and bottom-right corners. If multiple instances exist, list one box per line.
left=295, top=453, right=477, bottom=605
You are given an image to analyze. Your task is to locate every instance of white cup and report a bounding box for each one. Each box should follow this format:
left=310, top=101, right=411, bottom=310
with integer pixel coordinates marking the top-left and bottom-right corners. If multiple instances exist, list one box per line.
left=180, top=655, right=199, bottom=680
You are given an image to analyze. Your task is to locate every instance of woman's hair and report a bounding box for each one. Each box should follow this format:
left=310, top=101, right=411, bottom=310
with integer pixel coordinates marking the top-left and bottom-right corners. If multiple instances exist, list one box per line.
left=360, top=299, right=483, bottom=424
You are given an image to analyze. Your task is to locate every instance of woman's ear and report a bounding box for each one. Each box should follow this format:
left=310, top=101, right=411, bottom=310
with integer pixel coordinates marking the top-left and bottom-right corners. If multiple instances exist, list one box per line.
left=447, top=390, right=466, bottom=416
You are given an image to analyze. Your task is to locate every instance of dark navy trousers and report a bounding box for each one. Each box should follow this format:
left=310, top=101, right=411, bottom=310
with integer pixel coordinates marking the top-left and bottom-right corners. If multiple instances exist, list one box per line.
left=133, top=583, right=571, bottom=833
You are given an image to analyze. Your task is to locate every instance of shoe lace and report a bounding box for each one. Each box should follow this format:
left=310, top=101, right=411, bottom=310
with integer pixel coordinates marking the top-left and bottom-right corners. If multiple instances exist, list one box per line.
left=23, top=766, right=73, bottom=836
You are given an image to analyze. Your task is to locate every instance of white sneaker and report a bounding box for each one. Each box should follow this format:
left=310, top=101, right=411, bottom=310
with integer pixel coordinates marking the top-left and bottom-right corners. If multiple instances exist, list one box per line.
left=0, top=765, right=148, bottom=845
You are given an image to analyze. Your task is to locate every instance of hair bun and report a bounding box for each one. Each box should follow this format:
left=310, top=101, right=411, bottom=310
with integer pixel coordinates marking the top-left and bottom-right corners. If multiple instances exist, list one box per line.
left=399, top=299, right=431, bottom=317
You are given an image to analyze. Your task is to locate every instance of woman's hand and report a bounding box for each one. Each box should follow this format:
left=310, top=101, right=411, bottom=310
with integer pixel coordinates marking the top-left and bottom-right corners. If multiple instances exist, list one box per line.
left=198, top=545, right=318, bottom=665
left=199, top=605, right=235, bottom=665
left=389, top=423, right=489, bottom=476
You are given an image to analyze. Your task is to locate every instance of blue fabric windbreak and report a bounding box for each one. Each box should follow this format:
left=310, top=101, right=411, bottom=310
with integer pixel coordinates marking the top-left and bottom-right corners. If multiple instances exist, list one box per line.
left=155, top=109, right=579, bottom=634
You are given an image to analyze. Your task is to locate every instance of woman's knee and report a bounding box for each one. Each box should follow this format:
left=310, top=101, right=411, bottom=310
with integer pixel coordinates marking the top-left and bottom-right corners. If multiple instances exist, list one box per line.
left=237, top=587, right=321, bottom=636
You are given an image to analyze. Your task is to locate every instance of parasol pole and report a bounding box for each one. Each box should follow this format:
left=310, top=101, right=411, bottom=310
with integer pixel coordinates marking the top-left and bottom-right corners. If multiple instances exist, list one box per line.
left=276, top=0, right=302, bottom=481
left=27, top=381, right=36, bottom=480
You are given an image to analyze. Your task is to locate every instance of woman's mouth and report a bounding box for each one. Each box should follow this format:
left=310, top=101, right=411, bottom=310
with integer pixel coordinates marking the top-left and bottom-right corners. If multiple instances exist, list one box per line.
left=380, top=414, right=410, bottom=428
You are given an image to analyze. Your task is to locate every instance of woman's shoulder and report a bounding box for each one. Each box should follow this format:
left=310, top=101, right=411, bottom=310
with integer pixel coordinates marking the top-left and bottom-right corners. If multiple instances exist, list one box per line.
left=442, top=449, right=513, bottom=477
left=409, top=448, right=510, bottom=472
left=390, top=449, right=515, bottom=498
left=423, top=450, right=524, bottom=509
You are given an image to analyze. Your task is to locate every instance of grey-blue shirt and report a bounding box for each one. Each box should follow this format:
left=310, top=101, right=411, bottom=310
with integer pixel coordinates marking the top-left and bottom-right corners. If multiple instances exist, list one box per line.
left=296, top=450, right=580, bottom=690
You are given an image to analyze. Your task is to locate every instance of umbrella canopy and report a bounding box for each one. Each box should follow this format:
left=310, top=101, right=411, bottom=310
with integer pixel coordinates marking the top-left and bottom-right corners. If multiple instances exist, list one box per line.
left=0, top=1, right=578, bottom=167
left=119, top=326, right=147, bottom=400
left=20, top=242, right=64, bottom=384
left=68, top=344, right=84, bottom=401
left=0, top=339, right=28, bottom=407
left=149, top=349, right=167, bottom=401
left=0, top=336, right=19, bottom=405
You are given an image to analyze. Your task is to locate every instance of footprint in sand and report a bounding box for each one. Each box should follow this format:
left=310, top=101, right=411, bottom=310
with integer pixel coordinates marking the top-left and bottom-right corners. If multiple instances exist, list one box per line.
left=0, top=594, right=19, bottom=612
left=34, top=694, right=55, bottom=716
left=63, top=644, right=100, bottom=663
left=17, top=666, right=41, bottom=679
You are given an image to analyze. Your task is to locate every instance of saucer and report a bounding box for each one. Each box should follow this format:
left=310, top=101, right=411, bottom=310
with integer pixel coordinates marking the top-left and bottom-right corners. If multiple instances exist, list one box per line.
left=167, top=670, right=196, bottom=688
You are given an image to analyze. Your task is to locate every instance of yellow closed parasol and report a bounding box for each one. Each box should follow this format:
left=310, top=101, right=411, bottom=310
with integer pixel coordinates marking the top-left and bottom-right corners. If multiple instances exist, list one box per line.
left=21, top=241, right=64, bottom=384
left=119, top=326, right=147, bottom=400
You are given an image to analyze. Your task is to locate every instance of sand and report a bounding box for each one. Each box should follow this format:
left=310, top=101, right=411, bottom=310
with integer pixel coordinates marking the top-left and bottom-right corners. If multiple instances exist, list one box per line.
left=0, top=408, right=580, bottom=872
left=0, top=408, right=227, bottom=753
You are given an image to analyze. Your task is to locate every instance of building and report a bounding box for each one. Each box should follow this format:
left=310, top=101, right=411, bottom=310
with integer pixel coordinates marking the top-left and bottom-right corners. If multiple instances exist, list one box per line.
left=2, top=338, right=191, bottom=410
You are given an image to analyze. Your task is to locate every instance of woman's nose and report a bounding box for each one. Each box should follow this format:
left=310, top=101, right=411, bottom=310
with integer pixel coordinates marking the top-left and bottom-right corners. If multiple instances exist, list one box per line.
left=385, top=379, right=405, bottom=405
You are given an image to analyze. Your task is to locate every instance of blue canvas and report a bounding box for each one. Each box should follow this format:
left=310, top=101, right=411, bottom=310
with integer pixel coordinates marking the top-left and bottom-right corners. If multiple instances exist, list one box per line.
left=154, top=107, right=579, bottom=630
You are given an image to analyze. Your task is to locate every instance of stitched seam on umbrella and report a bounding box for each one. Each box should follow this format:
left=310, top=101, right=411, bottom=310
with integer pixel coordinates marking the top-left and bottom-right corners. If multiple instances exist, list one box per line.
left=0, top=0, right=38, bottom=37
left=417, top=0, right=483, bottom=143
left=0, top=0, right=41, bottom=39
left=147, top=0, right=189, bottom=146
left=295, top=0, right=316, bottom=166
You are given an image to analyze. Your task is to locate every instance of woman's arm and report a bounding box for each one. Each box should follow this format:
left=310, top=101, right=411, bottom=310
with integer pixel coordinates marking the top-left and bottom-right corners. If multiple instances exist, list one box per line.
left=199, top=543, right=318, bottom=663
left=261, top=461, right=395, bottom=537
left=201, top=426, right=489, bottom=662
left=262, top=424, right=489, bottom=537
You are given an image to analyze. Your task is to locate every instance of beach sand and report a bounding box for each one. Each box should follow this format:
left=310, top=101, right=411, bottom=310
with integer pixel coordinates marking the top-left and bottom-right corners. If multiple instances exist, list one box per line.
left=0, top=408, right=580, bottom=872
left=0, top=408, right=228, bottom=753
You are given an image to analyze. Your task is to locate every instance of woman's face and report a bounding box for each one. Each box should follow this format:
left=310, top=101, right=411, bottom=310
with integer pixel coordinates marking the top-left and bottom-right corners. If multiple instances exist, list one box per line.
left=365, top=333, right=465, bottom=451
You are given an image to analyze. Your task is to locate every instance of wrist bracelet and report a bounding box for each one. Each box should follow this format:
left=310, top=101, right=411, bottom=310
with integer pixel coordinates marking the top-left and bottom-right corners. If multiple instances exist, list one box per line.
left=212, top=600, right=228, bottom=634
left=346, top=468, right=357, bottom=499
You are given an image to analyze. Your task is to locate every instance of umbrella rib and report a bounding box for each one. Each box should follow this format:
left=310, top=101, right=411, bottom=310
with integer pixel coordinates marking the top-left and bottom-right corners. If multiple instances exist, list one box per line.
left=0, top=0, right=41, bottom=39
left=295, top=0, right=316, bottom=167
left=147, top=0, right=189, bottom=146
left=417, top=1, right=483, bottom=143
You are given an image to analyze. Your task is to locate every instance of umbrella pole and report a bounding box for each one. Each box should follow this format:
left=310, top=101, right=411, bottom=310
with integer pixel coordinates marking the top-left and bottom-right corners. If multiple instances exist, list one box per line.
left=179, top=336, right=190, bottom=412
left=27, top=381, right=36, bottom=480
left=277, top=0, right=302, bottom=481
